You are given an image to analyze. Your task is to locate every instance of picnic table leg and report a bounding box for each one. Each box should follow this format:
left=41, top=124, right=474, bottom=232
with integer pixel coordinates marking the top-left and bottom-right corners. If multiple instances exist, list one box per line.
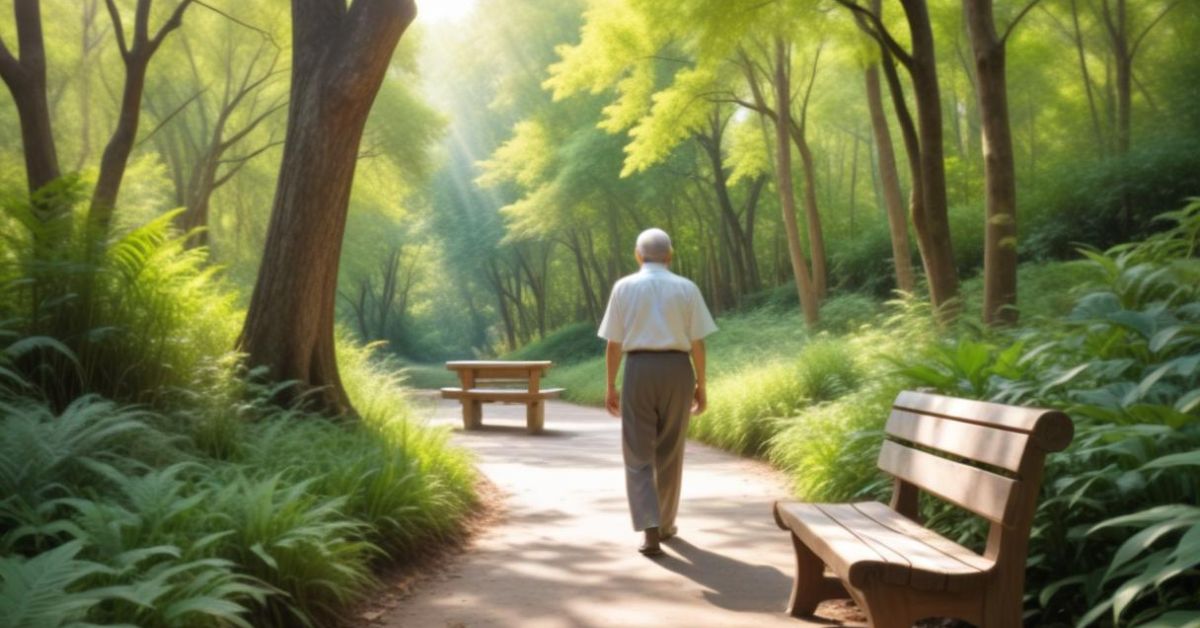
left=462, top=400, right=482, bottom=430
left=526, top=400, right=544, bottom=434
left=460, top=369, right=482, bottom=430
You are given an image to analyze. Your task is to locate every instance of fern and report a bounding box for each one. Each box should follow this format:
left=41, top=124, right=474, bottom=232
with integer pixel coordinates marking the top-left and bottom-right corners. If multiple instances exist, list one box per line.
left=0, top=541, right=108, bottom=627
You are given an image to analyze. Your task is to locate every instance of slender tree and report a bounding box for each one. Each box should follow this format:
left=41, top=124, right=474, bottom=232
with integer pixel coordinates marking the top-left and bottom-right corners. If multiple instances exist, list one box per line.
left=0, top=0, right=61, bottom=195
left=963, top=0, right=1040, bottom=326
left=238, top=0, right=418, bottom=414
left=864, top=61, right=915, bottom=293
left=88, top=0, right=195, bottom=234
left=772, top=37, right=820, bottom=326
left=839, top=0, right=960, bottom=318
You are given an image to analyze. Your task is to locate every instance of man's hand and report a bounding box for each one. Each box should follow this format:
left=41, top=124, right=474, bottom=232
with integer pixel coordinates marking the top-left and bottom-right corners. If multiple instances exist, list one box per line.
left=606, top=387, right=621, bottom=417
left=691, top=385, right=707, bottom=416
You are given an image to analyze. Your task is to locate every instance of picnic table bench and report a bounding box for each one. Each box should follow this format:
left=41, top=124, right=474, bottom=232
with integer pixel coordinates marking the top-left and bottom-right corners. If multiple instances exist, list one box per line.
left=773, top=390, right=1074, bottom=628
left=440, top=360, right=563, bottom=434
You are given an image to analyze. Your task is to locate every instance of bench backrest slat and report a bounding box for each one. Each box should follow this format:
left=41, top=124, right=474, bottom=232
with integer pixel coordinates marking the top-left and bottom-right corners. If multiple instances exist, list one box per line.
left=893, top=391, right=1073, bottom=452
left=877, top=440, right=1017, bottom=525
left=885, top=409, right=1031, bottom=473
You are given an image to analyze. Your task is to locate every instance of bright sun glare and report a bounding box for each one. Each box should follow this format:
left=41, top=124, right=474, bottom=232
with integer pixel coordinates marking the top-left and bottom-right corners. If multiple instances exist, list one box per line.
left=416, top=0, right=478, bottom=24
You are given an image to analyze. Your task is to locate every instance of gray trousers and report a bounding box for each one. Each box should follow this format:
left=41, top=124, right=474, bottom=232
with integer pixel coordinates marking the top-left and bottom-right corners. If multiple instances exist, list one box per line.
left=621, top=351, right=695, bottom=532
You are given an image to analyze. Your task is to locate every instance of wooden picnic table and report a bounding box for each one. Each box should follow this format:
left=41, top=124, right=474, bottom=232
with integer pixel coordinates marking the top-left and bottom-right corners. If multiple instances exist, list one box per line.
left=440, top=361, right=564, bottom=434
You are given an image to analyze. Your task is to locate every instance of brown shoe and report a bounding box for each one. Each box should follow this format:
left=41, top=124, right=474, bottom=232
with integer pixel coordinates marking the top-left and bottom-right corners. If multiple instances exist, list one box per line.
left=638, top=542, right=664, bottom=557
left=639, top=527, right=663, bottom=556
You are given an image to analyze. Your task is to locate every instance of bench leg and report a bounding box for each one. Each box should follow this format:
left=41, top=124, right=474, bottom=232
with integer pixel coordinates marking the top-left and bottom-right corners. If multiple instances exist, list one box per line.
left=786, top=533, right=844, bottom=617
left=526, top=400, right=544, bottom=434
left=462, top=400, right=482, bottom=430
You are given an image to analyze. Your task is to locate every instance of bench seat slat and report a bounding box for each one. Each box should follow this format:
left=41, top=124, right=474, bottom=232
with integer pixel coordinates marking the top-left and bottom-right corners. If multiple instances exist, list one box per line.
left=440, top=387, right=564, bottom=401
left=776, top=502, right=897, bottom=588
left=777, top=502, right=990, bottom=592
left=878, top=440, right=1016, bottom=524
left=886, top=409, right=1031, bottom=473
left=854, top=502, right=995, bottom=573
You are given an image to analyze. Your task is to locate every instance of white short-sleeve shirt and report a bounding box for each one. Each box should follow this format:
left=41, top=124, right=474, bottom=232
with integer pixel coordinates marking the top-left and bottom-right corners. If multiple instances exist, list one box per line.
left=597, top=263, right=718, bottom=351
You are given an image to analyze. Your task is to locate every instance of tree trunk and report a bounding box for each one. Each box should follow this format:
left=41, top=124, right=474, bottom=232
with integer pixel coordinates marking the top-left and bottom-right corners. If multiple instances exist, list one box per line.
left=0, top=0, right=62, bottom=194
left=964, top=0, right=1019, bottom=326
left=865, top=64, right=915, bottom=293
left=238, top=0, right=417, bottom=415
left=901, top=0, right=960, bottom=319
left=1069, top=0, right=1106, bottom=154
left=793, top=129, right=827, bottom=300
left=773, top=38, right=820, bottom=326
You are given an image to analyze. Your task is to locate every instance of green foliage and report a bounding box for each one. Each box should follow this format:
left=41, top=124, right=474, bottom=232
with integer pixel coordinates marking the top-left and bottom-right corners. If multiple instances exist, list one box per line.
left=0, top=178, right=240, bottom=407
left=891, top=202, right=1200, bottom=626
left=505, top=321, right=605, bottom=364
left=0, top=194, right=477, bottom=627
left=1027, top=139, right=1200, bottom=260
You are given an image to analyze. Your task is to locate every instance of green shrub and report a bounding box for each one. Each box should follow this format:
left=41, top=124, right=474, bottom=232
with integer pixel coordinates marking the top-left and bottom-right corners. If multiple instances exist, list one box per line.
left=0, top=179, right=240, bottom=407
left=0, top=194, right=478, bottom=627
left=766, top=385, right=897, bottom=502
left=1026, top=139, right=1200, bottom=259
left=505, top=321, right=604, bottom=364
left=818, top=293, right=881, bottom=334
left=827, top=222, right=915, bottom=297
left=890, top=200, right=1200, bottom=625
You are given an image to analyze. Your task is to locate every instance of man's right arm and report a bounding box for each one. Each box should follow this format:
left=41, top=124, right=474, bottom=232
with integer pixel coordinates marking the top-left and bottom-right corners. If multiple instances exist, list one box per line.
left=605, top=340, right=623, bottom=417
left=690, top=339, right=707, bottom=415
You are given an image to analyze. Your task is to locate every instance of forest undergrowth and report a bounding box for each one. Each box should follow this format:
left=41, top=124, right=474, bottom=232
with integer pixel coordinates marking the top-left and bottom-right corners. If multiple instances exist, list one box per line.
left=0, top=184, right=476, bottom=627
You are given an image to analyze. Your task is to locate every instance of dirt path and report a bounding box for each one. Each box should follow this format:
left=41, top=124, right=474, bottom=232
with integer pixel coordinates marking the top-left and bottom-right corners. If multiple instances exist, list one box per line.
left=383, top=397, right=862, bottom=628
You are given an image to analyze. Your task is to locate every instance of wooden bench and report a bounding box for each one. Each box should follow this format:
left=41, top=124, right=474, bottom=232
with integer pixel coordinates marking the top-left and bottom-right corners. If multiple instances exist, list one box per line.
left=773, top=390, right=1074, bottom=628
left=440, top=360, right=563, bottom=434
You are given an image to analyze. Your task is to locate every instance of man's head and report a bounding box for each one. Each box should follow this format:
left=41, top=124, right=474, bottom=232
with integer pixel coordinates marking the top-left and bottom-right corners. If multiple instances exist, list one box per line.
left=635, top=228, right=673, bottom=265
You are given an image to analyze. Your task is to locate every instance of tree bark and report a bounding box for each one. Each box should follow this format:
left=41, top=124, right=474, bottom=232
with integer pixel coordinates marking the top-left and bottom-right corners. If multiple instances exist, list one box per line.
left=865, top=63, right=915, bottom=293
left=88, top=0, right=194, bottom=235
left=900, top=0, right=960, bottom=319
left=773, top=38, right=820, bottom=326
left=0, top=0, right=62, bottom=194
left=238, top=0, right=417, bottom=415
left=964, top=0, right=1019, bottom=326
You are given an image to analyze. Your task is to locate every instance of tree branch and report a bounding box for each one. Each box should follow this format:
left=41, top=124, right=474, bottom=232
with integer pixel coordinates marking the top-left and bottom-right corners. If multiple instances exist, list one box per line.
left=136, top=86, right=206, bottom=147
left=1001, top=0, right=1043, bottom=43
left=193, top=0, right=280, bottom=49
left=104, top=0, right=130, bottom=60
left=834, top=0, right=913, bottom=68
left=1131, top=0, right=1181, bottom=57
left=149, top=0, right=195, bottom=51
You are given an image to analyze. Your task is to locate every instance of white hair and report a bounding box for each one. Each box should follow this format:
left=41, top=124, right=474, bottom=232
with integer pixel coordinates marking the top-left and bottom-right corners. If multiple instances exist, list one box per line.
left=635, top=228, right=673, bottom=263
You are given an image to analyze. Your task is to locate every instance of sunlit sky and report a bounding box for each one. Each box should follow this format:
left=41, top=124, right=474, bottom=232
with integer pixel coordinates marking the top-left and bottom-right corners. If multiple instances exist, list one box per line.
left=417, top=0, right=479, bottom=24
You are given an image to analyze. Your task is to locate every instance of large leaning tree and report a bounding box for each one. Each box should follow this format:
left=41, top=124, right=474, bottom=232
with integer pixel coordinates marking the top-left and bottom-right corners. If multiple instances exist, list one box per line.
left=239, top=0, right=418, bottom=414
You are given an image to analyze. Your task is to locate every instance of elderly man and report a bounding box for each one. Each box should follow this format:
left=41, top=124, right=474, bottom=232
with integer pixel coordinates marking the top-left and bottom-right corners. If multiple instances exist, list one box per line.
left=598, top=228, right=718, bottom=557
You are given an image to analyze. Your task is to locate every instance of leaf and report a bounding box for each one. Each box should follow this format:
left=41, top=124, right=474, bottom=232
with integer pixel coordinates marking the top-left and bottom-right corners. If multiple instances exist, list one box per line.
left=249, top=542, right=278, bottom=570
left=1175, top=388, right=1200, bottom=414
left=1137, top=611, right=1200, bottom=628
left=1102, top=519, right=1197, bottom=584
left=1088, top=505, right=1199, bottom=533
left=1041, top=363, right=1090, bottom=394
left=1144, top=450, right=1200, bottom=470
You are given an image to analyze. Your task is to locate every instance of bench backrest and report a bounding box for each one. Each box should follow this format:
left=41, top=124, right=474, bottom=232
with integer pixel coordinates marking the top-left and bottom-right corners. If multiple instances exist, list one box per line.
left=878, top=391, right=1073, bottom=565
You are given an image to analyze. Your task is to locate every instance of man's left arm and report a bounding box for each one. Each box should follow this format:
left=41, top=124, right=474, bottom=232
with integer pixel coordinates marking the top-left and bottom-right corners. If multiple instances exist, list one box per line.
left=690, top=339, right=707, bottom=415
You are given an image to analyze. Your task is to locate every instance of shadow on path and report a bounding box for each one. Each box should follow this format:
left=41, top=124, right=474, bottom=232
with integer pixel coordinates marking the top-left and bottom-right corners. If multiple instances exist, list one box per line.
left=657, top=537, right=792, bottom=613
